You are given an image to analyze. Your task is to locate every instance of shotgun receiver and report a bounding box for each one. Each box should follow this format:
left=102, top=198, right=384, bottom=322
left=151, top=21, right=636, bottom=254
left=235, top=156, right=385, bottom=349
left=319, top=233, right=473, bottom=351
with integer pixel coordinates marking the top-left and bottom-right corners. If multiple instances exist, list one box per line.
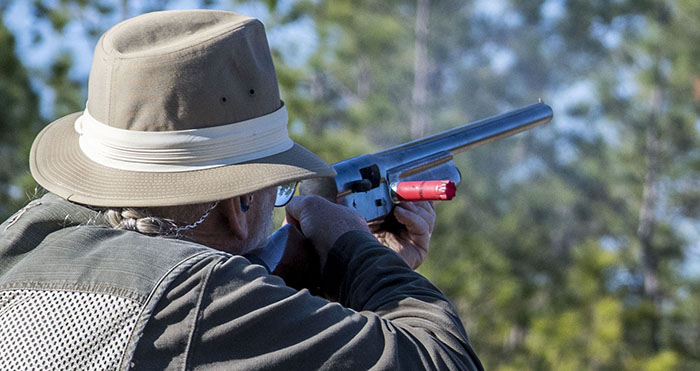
left=298, top=101, right=553, bottom=222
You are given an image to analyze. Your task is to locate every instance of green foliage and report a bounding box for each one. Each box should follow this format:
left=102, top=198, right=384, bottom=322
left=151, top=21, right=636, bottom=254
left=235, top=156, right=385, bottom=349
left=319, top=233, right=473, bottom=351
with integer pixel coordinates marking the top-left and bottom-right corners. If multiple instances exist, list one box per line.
left=48, top=52, right=84, bottom=117
left=0, top=18, right=40, bottom=218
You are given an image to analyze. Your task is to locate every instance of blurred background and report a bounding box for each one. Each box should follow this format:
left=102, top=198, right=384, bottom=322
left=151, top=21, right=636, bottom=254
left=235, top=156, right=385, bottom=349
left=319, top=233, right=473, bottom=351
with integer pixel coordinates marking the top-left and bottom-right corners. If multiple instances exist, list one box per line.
left=1, top=0, right=699, bottom=369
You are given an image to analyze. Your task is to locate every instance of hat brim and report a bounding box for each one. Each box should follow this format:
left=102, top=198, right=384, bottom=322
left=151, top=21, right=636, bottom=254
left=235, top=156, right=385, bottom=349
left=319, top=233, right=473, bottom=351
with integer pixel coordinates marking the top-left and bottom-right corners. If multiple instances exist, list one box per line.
left=30, top=112, right=336, bottom=207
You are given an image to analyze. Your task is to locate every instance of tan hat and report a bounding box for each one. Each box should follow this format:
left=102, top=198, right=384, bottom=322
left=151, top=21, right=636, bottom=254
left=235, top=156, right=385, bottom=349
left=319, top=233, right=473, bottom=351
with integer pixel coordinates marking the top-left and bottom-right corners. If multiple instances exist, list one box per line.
left=29, top=10, right=335, bottom=207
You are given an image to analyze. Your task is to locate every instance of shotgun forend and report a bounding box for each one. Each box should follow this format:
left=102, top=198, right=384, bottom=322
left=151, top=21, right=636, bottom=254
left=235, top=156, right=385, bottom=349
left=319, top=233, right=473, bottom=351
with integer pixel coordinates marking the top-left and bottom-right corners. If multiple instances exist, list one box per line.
left=299, top=101, right=553, bottom=222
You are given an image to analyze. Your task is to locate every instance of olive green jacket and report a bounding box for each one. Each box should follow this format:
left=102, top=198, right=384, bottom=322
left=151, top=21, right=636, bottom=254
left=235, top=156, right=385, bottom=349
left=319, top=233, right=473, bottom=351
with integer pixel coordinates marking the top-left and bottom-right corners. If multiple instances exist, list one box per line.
left=0, top=193, right=482, bottom=370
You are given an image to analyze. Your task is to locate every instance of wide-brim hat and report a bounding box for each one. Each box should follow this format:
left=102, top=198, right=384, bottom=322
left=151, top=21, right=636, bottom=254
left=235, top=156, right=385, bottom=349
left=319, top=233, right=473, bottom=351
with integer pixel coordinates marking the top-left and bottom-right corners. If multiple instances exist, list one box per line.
left=30, top=10, right=335, bottom=207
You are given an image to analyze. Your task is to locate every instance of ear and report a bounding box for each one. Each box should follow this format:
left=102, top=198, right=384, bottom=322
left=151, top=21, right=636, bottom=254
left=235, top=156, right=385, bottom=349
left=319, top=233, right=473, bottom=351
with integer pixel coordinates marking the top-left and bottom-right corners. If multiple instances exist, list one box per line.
left=220, top=196, right=249, bottom=240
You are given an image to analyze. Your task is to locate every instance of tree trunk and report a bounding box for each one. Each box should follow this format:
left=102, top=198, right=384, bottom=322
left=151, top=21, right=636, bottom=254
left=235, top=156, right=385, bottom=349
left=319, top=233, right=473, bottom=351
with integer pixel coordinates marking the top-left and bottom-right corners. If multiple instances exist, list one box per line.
left=410, top=0, right=430, bottom=139
left=309, top=71, right=325, bottom=136
left=638, top=77, right=664, bottom=352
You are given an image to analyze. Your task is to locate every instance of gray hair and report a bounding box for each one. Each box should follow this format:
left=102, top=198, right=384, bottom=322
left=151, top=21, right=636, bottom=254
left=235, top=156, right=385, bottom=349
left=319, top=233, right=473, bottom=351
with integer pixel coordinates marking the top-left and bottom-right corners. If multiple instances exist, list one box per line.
left=103, top=201, right=219, bottom=238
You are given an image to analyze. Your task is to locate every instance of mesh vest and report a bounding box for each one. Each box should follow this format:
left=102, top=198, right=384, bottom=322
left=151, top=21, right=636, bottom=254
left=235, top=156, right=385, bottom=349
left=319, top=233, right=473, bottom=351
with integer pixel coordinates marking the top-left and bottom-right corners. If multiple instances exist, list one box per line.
left=0, top=195, right=222, bottom=370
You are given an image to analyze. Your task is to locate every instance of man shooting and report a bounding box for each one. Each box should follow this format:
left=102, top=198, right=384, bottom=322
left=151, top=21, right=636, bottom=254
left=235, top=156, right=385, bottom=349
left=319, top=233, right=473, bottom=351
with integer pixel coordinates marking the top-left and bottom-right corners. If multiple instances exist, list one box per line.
left=0, top=9, right=482, bottom=370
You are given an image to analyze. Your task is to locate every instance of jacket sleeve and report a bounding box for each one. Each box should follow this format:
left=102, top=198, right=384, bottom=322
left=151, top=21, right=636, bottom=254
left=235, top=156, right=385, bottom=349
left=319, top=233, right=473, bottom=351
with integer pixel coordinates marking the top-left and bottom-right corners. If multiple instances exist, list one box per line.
left=135, top=231, right=482, bottom=370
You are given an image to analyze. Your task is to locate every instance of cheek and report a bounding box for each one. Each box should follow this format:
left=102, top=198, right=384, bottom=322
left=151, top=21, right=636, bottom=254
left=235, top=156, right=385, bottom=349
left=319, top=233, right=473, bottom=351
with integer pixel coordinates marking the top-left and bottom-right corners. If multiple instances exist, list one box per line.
left=258, top=188, right=277, bottom=213
left=249, top=190, right=276, bottom=230
left=243, top=204, right=274, bottom=253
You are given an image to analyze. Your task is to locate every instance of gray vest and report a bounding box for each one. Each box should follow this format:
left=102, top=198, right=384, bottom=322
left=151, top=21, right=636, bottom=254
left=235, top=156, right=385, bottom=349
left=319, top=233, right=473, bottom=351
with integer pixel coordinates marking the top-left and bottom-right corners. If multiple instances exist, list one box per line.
left=0, top=194, right=223, bottom=370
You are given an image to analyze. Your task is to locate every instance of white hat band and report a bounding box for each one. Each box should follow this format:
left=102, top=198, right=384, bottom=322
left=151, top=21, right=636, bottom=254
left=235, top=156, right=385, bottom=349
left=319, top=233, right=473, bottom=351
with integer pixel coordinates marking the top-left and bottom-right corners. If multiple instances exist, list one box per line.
left=74, top=105, right=294, bottom=172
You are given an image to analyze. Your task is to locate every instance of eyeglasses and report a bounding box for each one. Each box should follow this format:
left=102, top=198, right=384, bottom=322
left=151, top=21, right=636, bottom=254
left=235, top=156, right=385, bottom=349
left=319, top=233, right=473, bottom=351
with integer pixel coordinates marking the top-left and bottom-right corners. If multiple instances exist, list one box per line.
left=274, top=182, right=298, bottom=207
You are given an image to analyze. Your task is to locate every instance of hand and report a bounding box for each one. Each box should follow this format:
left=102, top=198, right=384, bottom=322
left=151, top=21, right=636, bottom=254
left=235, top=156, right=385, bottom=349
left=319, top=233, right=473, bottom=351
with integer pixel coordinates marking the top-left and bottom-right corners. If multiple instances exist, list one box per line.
left=284, top=195, right=369, bottom=269
left=370, top=201, right=435, bottom=269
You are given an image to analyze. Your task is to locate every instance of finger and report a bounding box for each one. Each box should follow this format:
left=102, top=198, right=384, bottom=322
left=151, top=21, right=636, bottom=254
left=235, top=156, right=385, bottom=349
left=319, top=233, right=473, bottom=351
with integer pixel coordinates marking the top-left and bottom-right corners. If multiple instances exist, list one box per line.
left=367, top=219, right=384, bottom=233
left=418, top=202, right=437, bottom=232
left=396, top=202, right=435, bottom=232
left=393, top=205, right=430, bottom=237
left=397, top=200, right=434, bottom=213
left=396, top=201, right=432, bottom=217
left=284, top=197, right=306, bottom=230
left=282, top=215, right=298, bottom=229
left=408, top=201, right=436, bottom=226
left=416, top=200, right=435, bottom=213
left=284, top=195, right=308, bottom=222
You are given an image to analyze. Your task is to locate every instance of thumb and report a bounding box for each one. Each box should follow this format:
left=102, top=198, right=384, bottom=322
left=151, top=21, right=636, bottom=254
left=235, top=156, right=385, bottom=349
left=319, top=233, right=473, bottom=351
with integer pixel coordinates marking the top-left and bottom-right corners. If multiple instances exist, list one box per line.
left=284, top=196, right=308, bottom=230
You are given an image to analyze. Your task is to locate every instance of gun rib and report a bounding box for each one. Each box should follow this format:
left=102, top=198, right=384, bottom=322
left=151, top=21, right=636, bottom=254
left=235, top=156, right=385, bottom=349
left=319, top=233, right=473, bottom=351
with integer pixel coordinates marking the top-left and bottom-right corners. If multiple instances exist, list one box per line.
left=377, top=102, right=553, bottom=160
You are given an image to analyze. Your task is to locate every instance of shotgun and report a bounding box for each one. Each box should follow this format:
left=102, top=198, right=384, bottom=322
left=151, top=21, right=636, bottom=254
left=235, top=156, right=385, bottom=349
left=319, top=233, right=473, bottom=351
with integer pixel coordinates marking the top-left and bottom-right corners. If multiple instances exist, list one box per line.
left=259, top=101, right=553, bottom=271
left=299, top=101, right=553, bottom=221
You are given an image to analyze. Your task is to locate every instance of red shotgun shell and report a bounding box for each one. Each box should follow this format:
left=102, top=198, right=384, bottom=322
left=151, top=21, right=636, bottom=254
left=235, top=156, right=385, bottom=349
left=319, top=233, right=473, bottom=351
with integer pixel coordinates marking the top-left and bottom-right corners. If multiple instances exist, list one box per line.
left=392, top=180, right=456, bottom=201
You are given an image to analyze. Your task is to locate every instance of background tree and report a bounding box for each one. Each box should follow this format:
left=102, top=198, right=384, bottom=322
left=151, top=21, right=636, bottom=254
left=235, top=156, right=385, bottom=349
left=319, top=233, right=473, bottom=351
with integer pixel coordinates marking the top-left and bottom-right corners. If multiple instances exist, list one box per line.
left=0, top=19, right=40, bottom=218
